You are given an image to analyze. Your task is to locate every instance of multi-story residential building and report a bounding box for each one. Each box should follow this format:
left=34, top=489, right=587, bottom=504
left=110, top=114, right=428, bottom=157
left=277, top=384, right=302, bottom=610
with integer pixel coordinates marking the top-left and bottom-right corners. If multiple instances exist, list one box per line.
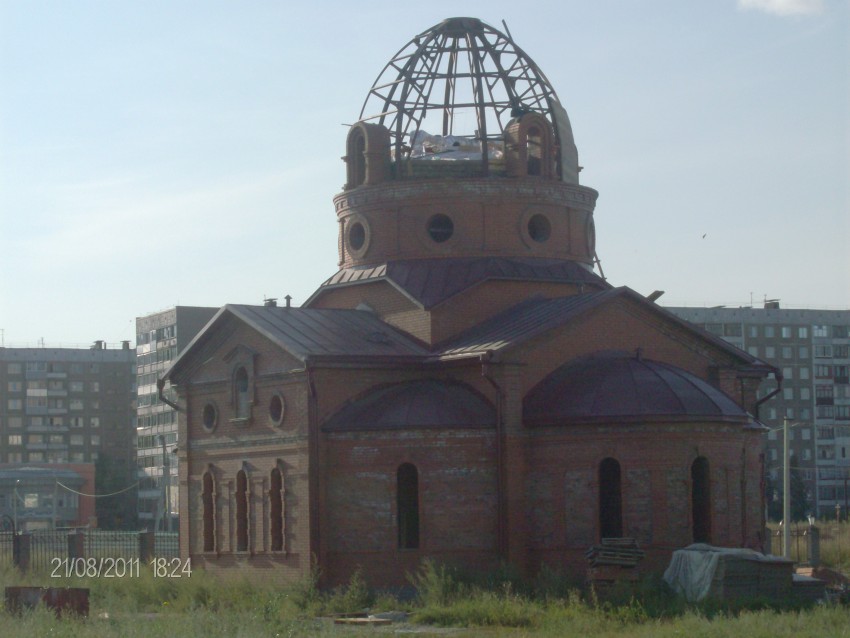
left=667, top=303, right=850, bottom=518
left=135, top=307, right=216, bottom=531
left=0, top=343, right=136, bottom=528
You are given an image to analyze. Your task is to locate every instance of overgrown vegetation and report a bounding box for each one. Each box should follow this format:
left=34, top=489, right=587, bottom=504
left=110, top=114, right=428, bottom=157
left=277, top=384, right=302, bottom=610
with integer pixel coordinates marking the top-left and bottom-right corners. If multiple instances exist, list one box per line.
left=0, top=558, right=848, bottom=637
left=766, top=518, right=850, bottom=573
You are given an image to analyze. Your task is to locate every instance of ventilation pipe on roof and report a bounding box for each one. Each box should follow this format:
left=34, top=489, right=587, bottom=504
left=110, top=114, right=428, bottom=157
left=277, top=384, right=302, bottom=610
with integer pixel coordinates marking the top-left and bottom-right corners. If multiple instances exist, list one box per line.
left=304, top=359, right=323, bottom=580
left=285, top=295, right=292, bottom=309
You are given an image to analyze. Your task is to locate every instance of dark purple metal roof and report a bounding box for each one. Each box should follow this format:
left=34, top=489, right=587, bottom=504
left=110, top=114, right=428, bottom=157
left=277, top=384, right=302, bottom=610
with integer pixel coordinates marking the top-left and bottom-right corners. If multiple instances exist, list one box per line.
left=322, top=379, right=496, bottom=431
left=225, top=305, right=428, bottom=361
left=437, top=287, right=771, bottom=369
left=523, top=351, right=749, bottom=426
left=310, top=257, right=609, bottom=309
left=438, top=289, right=615, bottom=355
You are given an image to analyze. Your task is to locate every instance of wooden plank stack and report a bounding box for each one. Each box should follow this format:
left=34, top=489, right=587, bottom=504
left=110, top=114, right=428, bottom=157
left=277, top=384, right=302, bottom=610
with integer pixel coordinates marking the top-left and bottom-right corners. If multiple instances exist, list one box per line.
left=585, top=538, right=645, bottom=568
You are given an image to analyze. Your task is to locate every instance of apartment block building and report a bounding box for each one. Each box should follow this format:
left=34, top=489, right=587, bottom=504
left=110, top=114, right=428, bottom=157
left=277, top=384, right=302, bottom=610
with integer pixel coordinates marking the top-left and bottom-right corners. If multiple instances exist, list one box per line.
left=0, top=343, right=136, bottom=527
left=135, top=306, right=216, bottom=530
left=667, top=304, right=850, bottom=518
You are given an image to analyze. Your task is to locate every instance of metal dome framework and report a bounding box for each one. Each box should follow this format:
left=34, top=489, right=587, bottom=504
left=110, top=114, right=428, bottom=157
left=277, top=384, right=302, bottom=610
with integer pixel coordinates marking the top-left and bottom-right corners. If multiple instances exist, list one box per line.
left=359, top=17, right=567, bottom=173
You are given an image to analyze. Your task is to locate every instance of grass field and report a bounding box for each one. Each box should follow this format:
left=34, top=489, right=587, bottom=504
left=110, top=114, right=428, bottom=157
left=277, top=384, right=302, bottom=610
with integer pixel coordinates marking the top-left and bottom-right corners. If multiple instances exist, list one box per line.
left=1, top=557, right=849, bottom=638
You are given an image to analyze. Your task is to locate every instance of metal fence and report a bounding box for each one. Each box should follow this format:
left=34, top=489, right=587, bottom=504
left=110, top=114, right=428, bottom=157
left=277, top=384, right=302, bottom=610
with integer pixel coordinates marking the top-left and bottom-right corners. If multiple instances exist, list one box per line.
left=84, top=530, right=144, bottom=559
left=154, top=532, right=178, bottom=558
left=0, top=530, right=179, bottom=572
left=30, top=531, right=68, bottom=571
left=0, top=531, right=13, bottom=564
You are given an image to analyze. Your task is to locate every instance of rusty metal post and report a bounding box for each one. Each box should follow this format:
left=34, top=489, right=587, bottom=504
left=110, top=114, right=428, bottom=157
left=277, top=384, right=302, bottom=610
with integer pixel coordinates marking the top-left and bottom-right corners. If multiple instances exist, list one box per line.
left=139, top=530, right=155, bottom=562
left=67, top=531, right=85, bottom=560
left=12, top=533, right=31, bottom=571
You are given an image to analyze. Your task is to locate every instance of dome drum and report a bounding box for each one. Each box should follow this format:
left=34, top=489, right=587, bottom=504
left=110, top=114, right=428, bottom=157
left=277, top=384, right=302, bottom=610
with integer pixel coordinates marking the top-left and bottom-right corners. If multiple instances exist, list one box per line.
left=333, top=179, right=598, bottom=268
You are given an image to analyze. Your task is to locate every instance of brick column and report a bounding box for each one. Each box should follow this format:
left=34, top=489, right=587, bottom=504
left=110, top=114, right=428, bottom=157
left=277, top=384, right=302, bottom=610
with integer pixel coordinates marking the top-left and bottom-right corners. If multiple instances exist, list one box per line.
left=67, top=531, right=85, bottom=560
left=500, top=364, right=529, bottom=575
left=13, top=533, right=31, bottom=570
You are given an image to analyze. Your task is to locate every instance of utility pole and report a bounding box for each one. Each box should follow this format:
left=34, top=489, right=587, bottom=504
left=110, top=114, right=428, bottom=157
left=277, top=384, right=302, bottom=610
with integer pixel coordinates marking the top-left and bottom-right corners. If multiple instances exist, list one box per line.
left=783, top=416, right=791, bottom=559
left=13, top=480, right=20, bottom=533
left=52, top=480, right=58, bottom=529
left=159, top=435, right=171, bottom=533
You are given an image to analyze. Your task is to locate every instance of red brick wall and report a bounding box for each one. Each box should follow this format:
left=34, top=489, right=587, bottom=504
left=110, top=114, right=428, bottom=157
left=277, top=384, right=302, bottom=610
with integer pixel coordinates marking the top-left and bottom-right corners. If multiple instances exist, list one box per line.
left=322, top=428, right=499, bottom=587
left=522, top=424, right=765, bottom=574
left=173, top=296, right=768, bottom=587
left=176, top=321, right=314, bottom=586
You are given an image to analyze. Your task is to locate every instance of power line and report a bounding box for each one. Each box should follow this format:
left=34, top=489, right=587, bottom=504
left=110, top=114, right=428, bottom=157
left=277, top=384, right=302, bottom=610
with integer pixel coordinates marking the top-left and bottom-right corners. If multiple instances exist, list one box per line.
left=56, top=481, right=138, bottom=498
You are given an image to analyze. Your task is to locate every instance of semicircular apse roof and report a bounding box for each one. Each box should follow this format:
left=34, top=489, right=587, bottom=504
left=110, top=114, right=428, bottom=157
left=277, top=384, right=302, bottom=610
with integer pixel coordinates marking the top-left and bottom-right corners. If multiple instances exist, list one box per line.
left=323, top=379, right=496, bottom=432
left=523, top=351, right=750, bottom=426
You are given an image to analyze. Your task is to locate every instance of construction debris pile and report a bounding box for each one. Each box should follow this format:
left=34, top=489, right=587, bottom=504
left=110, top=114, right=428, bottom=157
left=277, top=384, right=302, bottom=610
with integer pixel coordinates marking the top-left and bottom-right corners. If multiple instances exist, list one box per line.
left=663, top=544, right=794, bottom=602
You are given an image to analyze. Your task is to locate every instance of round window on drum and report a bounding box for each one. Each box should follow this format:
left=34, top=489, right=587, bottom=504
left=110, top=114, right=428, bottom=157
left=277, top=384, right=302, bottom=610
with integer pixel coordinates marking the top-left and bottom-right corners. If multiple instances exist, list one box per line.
left=427, top=214, right=454, bottom=243
left=527, top=214, right=551, bottom=243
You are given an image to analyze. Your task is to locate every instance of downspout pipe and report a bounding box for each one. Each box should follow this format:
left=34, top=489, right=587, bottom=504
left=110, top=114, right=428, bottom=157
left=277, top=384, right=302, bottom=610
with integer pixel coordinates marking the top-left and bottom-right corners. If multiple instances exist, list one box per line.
left=753, top=365, right=782, bottom=554
left=480, top=352, right=506, bottom=559
left=157, top=378, right=181, bottom=412
left=754, top=366, right=783, bottom=421
left=305, top=359, right=323, bottom=585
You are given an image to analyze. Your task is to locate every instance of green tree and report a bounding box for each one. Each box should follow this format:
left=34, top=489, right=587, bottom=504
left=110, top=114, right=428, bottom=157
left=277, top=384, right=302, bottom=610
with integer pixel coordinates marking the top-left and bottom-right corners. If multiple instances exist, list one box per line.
left=95, top=455, right=138, bottom=529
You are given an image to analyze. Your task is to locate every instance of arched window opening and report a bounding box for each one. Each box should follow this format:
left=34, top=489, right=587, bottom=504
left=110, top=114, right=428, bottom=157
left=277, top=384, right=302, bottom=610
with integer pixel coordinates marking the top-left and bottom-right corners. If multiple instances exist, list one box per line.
left=235, top=367, right=249, bottom=419
left=526, top=126, right=542, bottom=176
left=691, top=456, right=711, bottom=543
left=202, top=471, right=215, bottom=552
left=236, top=469, right=249, bottom=552
left=599, top=457, right=623, bottom=539
left=347, top=130, right=366, bottom=188
left=397, top=463, right=420, bottom=549
left=270, top=468, right=284, bottom=552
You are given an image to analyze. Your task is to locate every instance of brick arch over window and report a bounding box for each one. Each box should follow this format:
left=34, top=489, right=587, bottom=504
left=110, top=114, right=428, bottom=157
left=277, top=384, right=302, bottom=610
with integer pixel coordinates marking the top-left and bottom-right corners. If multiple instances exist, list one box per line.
left=599, top=457, right=623, bottom=539
left=505, top=113, right=556, bottom=179
left=345, top=122, right=391, bottom=189
left=202, top=469, right=216, bottom=553
left=397, top=463, right=420, bottom=549
left=270, top=466, right=284, bottom=552
left=234, top=367, right=250, bottom=419
left=223, top=346, right=257, bottom=424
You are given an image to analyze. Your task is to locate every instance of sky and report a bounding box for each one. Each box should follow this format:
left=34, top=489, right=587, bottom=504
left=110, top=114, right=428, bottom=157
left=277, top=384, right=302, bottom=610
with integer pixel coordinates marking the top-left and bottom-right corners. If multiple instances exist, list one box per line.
left=0, top=0, right=847, bottom=348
